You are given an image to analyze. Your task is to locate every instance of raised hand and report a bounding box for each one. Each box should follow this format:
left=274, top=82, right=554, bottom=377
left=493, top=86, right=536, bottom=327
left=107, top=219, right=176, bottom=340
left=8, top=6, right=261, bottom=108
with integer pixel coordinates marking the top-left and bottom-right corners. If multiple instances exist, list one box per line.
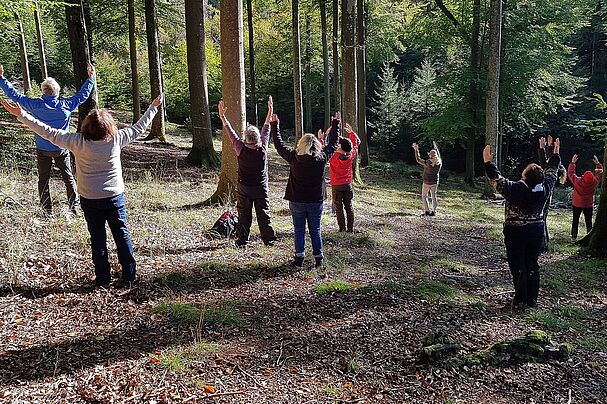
left=572, top=154, right=578, bottom=164
left=344, top=123, right=353, bottom=134
left=317, top=129, right=324, bottom=142
left=1, top=99, right=22, bottom=117
left=0, top=64, right=4, bottom=77
left=483, top=145, right=493, bottom=163
left=265, top=96, right=273, bottom=124
left=553, top=138, right=560, bottom=155
left=412, top=142, right=419, bottom=151
left=152, top=93, right=164, bottom=108
left=593, top=155, right=600, bottom=165
left=539, top=137, right=546, bottom=149
left=218, top=100, right=227, bottom=120
left=270, top=113, right=279, bottom=124
left=547, top=135, right=553, bottom=147
left=87, top=64, right=96, bottom=79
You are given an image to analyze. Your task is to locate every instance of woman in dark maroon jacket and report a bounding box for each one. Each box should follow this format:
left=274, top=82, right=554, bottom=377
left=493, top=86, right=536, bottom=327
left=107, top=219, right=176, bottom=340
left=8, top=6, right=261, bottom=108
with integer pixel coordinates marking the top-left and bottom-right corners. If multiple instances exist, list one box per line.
left=270, top=111, right=340, bottom=269
left=568, top=154, right=603, bottom=240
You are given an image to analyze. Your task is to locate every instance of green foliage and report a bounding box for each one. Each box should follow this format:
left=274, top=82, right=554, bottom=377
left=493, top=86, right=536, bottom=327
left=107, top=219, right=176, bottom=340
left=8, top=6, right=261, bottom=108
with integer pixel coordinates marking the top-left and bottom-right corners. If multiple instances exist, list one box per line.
left=412, top=280, right=459, bottom=301
left=369, top=63, right=405, bottom=154
left=152, top=302, right=201, bottom=326
left=313, top=280, right=358, bottom=295
left=203, top=299, right=241, bottom=326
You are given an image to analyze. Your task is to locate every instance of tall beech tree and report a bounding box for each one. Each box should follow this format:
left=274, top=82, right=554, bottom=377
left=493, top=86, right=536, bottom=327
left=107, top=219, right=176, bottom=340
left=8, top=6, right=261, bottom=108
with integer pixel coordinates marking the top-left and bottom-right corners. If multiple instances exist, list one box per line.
left=15, top=12, right=31, bottom=93
left=246, top=0, right=258, bottom=126
left=184, top=0, right=219, bottom=167
left=127, top=0, right=140, bottom=122
left=34, top=0, right=48, bottom=79
left=292, top=0, right=304, bottom=140
left=65, top=0, right=96, bottom=129
left=332, top=0, right=341, bottom=115
left=144, top=0, right=166, bottom=141
left=320, top=0, right=331, bottom=128
left=484, top=0, right=503, bottom=196
left=304, top=13, right=313, bottom=132
left=356, top=0, right=368, bottom=167
left=208, top=0, right=245, bottom=203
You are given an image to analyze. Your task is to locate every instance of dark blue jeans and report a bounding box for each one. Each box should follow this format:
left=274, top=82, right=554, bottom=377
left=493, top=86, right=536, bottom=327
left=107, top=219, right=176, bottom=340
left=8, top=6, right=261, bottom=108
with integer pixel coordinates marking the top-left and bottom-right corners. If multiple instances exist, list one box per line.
left=80, top=193, right=136, bottom=285
left=289, top=201, right=323, bottom=258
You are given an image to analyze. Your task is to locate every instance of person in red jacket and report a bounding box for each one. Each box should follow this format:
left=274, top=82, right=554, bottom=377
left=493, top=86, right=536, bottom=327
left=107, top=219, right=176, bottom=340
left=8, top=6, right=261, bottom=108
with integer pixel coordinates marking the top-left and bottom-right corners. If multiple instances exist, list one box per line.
left=568, top=154, right=603, bottom=240
left=328, top=123, right=360, bottom=232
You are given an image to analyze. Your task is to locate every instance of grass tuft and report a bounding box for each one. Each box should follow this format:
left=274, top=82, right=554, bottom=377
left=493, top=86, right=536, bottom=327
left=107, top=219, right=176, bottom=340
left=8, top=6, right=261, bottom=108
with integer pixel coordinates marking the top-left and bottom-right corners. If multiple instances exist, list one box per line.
left=313, top=280, right=358, bottom=295
left=413, top=280, right=459, bottom=301
left=152, top=302, right=201, bottom=326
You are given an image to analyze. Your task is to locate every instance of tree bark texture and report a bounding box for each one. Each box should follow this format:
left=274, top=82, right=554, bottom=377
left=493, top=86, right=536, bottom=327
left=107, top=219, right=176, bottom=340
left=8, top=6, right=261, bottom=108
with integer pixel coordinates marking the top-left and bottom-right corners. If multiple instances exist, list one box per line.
left=208, top=0, right=245, bottom=204
left=292, top=0, right=304, bottom=140
left=246, top=0, right=258, bottom=126
left=144, top=0, right=166, bottom=141
left=15, top=13, right=31, bottom=93
left=128, top=0, right=141, bottom=123
left=65, top=0, right=97, bottom=130
left=304, top=13, right=313, bottom=132
left=83, top=0, right=94, bottom=61
left=332, top=0, right=341, bottom=116
left=34, top=1, right=48, bottom=79
left=184, top=0, right=219, bottom=167
left=320, top=0, right=331, bottom=128
left=484, top=0, right=502, bottom=196
left=356, top=0, right=368, bottom=167
left=341, top=0, right=357, bottom=133
left=587, top=143, right=607, bottom=256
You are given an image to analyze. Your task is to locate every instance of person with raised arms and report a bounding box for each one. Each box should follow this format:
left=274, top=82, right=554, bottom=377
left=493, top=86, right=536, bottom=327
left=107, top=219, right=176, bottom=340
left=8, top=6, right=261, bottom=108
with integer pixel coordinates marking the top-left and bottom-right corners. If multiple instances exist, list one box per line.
left=483, top=140, right=561, bottom=308
left=270, top=109, right=340, bottom=269
left=568, top=153, right=603, bottom=240
left=2, top=94, right=164, bottom=288
left=219, top=96, right=277, bottom=248
left=412, top=141, right=442, bottom=217
left=0, top=64, right=96, bottom=215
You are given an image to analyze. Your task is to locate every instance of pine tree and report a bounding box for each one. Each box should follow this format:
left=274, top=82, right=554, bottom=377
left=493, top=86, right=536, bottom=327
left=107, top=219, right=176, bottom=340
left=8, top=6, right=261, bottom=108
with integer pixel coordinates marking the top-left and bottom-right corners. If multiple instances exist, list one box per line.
left=370, top=63, right=405, bottom=153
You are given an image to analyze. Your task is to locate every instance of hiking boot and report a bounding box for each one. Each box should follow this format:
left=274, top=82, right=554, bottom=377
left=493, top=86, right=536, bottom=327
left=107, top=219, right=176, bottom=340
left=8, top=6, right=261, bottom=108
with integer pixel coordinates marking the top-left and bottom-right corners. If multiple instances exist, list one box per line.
left=264, top=239, right=277, bottom=247
left=421, top=211, right=430, bottom=217
left=118, top=278, right=138, bottom=289
left=429, top=211, right=436, bottom=217
left=291, top=256, right=304, bottom=269
left=235, top=239, right=247, bottom=248
left=315, top=257, right=324, bottom=268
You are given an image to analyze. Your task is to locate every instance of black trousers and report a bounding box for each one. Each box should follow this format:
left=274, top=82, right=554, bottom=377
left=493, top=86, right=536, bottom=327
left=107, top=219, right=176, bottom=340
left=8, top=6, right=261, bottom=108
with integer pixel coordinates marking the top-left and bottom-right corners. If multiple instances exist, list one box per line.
left=332, top=183, right=354, bottom=232
left=571, top=206, right=593, bottom=239
left=503, top=222, right=544, bottom=306
left=236, top=194, right=276, bottom=244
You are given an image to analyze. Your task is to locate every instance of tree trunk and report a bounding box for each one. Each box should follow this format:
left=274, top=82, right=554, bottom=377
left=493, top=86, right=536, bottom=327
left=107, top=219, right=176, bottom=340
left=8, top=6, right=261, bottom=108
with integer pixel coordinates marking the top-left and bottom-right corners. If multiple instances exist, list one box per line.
left=304, top=13, right=313, bottom=132
left=586, top=143, right=607, bottom=256
left=465, top=0, right=482, bottom=185
left=246, top=0, right=258, bottom=126
left=128, top=0, right=141, bottom=123
left=292, top=0, right=304, bottom=140
left=356, top=0, right=368, bottom=168
left=207, top=0, right=245, bottom=204
left=144, top=0, right=166, bottom=141
left=320, top=0, right=331, bottom=128
left=332, top=0, right=341, bottom=116
left=65, top=0, right=97, bottom=130
left=15, top=13, right=31, bottom=93
left=184, top=0, right=219, bottom=168
left=483, top=0, right=502, bottom=197
left=341, top=0, right=357, bottom=132
left=83, top=0, right=94, bottom=61
left=34, top=0, right=48, bottom=79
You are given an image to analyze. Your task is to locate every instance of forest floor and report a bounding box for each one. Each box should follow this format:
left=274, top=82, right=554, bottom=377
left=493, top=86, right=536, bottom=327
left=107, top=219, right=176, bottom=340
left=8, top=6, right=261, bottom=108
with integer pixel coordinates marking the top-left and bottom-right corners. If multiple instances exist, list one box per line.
left=0, top=112, right=606, bottom=403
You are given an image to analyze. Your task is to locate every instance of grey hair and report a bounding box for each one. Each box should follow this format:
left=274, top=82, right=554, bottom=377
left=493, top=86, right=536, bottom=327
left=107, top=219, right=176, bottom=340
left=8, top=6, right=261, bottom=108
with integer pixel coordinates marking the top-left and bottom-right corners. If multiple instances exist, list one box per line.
left=429, top=150, right=441, bottom=166
left=243, top=125, right=261, bottom=146
left=41, top=77, right=60, bottom=96
left=296, top=133, right=322, bottom=156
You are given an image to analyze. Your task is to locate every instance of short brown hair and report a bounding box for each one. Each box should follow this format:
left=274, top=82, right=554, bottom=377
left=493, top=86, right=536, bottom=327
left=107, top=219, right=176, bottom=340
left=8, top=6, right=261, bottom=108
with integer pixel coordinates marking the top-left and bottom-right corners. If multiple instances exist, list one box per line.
left=81, top=109, right=117, bottom=141
left=522, top=163, right=544, bottom=188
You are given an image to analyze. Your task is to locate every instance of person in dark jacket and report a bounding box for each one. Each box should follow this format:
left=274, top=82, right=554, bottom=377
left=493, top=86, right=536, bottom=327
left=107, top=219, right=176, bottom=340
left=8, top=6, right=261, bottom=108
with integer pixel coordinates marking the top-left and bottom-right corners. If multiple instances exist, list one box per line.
left=412, top=141, right=442, bottom=216
left=568, top=154, right=603, bottom=240
left=0, top=64, right=96, bottom=215
left=537, top=135, right=566, bottom=251
left=219, top=97, right=277, bottom=247
left=271, top=111, right=340, bottom=269
left=484, top=141, right=561, bottom=308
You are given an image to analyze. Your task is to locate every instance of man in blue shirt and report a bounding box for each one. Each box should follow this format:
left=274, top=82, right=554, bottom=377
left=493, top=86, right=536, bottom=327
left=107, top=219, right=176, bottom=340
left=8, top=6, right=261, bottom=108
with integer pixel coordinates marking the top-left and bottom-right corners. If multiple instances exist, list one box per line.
left=0, top=64, right=96, bottom=215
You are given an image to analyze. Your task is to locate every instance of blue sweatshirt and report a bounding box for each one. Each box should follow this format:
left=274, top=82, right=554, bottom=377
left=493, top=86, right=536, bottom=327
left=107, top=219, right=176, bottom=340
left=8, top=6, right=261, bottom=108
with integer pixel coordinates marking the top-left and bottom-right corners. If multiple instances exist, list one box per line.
left=0, top=76, right=95, bottom=151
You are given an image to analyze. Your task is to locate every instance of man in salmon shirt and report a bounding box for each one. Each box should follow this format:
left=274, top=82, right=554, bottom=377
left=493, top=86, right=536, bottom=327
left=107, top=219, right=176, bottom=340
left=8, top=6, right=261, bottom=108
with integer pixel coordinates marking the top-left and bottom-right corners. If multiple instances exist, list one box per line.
left=568, top=154, right=603, bottom=240
left=328, top=123, right=360, bottom=232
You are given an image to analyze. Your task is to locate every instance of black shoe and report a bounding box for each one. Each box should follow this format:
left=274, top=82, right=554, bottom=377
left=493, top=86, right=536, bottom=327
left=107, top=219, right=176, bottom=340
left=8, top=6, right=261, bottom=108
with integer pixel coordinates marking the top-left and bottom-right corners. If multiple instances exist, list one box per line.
left=315, top=257, right=324, bottom=268
left=291, top=256, right=304, bottom=269
left=429, top=211, right=436, bottom=217
left=235, top=239, right=247, bottom=248
left=264, top=239, right=276, bottom=247
left=421, top=211, right=430, bottom=217
left=119, top=278, right=138, bottom=289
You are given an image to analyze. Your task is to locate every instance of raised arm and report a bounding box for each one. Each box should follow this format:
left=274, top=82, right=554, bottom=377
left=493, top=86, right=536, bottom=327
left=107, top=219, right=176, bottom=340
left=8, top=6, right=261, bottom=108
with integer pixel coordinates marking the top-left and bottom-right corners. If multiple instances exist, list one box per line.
left=567, top=154, right=580, bottom=184
left=3, top=99, right=80, bottom=149
left=261, top=96, right=273, bottom=146
left=118, top=94, right=162, bottom=147
left=412, top=143, right=425, bottom=167
left=593, top=154, right=603, bottom=183
left=0, top=65, right=33, bottom=111
left=543, top=138, right=561, bottom=192
left=483, top=145, right=516, bottom=198
left=218, top=100, right=244, bottom=156
left=432, top=140, right=440, bottom=160
left=270, top=114, right=295, bottom=162
left=322, top=112, right=341, bottom=160
left=65, top=65, right=96, bottom=111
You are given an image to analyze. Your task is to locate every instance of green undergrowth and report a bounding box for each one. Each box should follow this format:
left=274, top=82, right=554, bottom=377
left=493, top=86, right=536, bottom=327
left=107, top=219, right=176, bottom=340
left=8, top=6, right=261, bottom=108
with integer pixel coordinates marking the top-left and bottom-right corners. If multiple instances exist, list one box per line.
left=527, top=305, right=588, bottom=332
left=159, top=342, right=221, bottom=372
left=151, top=299, right=242, bottom=327
left=313, top=280, right=359, bottom=295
